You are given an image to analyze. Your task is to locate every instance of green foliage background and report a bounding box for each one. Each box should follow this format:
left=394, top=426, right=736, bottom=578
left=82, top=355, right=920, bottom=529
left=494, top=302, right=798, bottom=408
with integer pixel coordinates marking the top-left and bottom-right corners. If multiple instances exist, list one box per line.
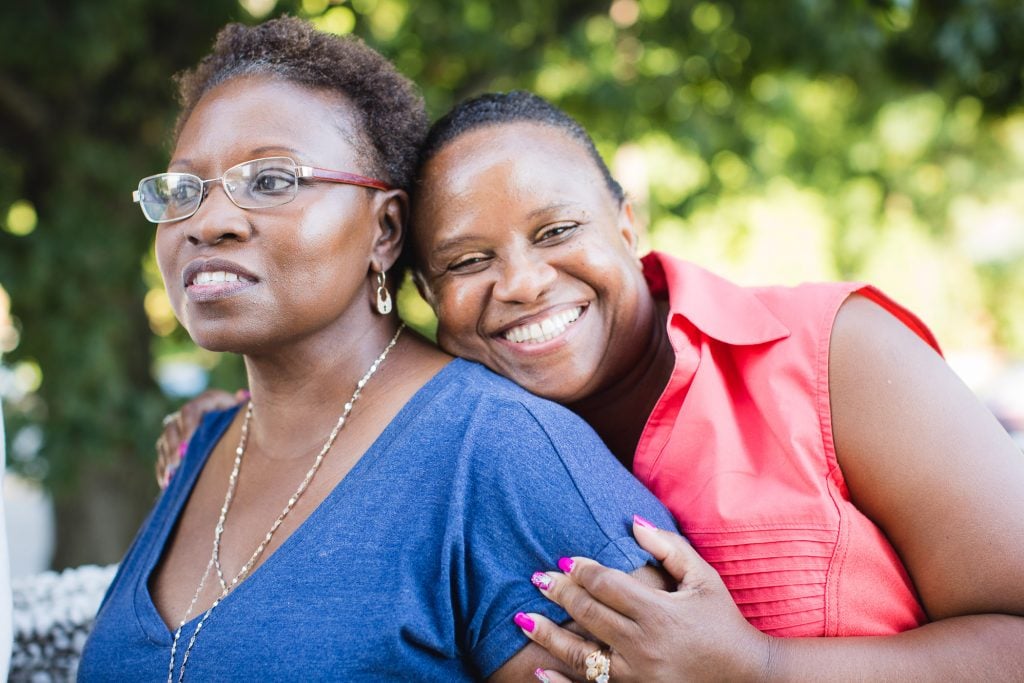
left=2, top=0, right=1023, bottom=568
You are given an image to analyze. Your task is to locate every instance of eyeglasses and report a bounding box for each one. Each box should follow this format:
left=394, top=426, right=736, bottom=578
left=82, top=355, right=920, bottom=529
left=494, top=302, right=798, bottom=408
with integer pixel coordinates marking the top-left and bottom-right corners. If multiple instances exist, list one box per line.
left=132, top=156, right=393, bottom=224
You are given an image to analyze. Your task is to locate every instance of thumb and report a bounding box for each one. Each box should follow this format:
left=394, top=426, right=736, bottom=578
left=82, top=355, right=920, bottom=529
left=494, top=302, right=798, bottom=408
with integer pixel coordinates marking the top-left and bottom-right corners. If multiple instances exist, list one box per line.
left=632, top=515, right=705, bottom=586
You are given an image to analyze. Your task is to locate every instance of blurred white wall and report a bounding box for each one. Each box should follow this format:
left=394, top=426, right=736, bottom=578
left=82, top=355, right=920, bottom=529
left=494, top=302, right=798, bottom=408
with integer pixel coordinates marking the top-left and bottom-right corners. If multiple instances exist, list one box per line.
left=2, top=472, right=54, bottom=579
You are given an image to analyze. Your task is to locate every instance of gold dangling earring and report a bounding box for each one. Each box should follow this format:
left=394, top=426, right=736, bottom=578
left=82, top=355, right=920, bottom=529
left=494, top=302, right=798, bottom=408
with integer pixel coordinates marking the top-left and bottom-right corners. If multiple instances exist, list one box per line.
left=375, top=270, right=393, bottom=315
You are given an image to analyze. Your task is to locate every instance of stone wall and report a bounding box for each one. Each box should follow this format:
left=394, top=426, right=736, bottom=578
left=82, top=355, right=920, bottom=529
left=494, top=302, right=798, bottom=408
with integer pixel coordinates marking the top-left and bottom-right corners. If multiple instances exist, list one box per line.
left=9, top=564, right=116, bottom=682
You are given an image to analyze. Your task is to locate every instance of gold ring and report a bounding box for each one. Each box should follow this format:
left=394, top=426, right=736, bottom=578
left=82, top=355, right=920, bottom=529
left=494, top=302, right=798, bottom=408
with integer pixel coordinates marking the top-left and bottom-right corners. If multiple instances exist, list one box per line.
left=585, top=647, right=611, bottom=683
left=162, top=411, right=181, bottom=427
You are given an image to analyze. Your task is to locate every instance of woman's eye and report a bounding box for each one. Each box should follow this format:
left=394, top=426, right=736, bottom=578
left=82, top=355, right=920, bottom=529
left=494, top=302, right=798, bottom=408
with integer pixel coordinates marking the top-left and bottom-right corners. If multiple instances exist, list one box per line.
left=171, top=180, right=201, bottom=203
left=252, top=171, right=295, bottom=194
left=537, top=223, right=578, bottom=242
left=447, top=255, right=490, bottom=272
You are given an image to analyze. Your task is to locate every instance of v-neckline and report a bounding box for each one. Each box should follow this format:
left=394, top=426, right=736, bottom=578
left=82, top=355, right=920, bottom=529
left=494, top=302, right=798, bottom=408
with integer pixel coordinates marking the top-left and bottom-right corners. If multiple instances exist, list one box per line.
left=131, top=358, right=463, bottom=644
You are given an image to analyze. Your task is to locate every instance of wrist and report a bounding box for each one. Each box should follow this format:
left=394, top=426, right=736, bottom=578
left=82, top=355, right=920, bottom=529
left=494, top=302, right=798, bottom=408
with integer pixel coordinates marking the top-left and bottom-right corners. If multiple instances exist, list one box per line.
left=747, top=630, right=777, bottom=682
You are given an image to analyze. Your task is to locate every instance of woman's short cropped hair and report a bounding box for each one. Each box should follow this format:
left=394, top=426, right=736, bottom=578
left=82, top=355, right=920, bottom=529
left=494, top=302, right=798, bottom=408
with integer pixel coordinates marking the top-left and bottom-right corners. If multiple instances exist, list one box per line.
left=174, top=17, right=427, bottom=194
left=416, top=91, right=624, bottom=204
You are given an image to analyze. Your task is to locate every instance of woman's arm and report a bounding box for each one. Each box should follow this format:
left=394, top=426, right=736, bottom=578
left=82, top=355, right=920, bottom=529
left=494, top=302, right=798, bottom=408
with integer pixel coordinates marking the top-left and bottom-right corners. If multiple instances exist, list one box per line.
left=519, top=294, right=1024, bottom=681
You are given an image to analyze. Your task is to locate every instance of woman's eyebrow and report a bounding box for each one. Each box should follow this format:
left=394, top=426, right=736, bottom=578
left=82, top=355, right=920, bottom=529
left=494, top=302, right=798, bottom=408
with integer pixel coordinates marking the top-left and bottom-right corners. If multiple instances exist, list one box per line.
left=526, top=201, right=579, bottom=219
left=431, top=234, right=481, bottom=257
left=250, top=144, right=304, bottom=157
left=166, top=146, right=306, bottom=171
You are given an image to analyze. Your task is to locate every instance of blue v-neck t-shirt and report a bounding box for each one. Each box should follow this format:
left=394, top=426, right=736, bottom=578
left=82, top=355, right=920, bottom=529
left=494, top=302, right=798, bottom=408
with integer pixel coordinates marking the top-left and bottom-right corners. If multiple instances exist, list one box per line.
left=79, top=359, right=676, bottom=681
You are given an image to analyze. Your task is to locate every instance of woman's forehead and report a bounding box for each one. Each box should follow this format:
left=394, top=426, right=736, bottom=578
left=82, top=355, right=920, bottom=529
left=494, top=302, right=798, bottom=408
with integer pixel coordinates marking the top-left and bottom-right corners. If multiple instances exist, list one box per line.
left=421, top=122, right=608, bottom=202
left=437, top=121, right=587, bottom=165
left=173, top=76, right=365, bottom=168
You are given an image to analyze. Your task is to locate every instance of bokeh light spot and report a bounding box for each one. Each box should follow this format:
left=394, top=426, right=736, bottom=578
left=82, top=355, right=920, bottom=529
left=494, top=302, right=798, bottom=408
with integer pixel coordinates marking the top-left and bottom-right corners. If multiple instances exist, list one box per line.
left=5, top=200, right=37, bottom=237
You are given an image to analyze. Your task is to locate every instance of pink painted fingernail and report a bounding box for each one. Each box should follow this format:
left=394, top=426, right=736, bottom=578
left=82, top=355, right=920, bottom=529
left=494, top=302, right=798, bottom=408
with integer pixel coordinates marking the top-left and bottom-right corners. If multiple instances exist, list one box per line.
left=557, top=557, right=575, bottom=574
left=513, top=612, right=535, bottom=633
left=633, top=514, right=657, bottom=528
left=534, top=668, right=551, bottom=683
left=531, top=572, right=553, bottom=590
left=179, top=440, right=189, bottom=457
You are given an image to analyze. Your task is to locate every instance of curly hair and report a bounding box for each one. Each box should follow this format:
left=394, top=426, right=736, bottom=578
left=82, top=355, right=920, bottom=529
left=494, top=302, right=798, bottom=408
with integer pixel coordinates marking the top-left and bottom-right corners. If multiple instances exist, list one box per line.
left=416, top=91, right=624, bottom=204
left=173, top=17, right=427, bottom=194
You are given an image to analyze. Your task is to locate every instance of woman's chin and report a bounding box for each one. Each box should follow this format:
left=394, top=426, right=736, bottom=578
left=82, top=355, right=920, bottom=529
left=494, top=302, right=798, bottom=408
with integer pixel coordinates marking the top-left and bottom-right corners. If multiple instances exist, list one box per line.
left=505, top=367, right=591, bottom=405
left=183, top=329, right=250, bottom=355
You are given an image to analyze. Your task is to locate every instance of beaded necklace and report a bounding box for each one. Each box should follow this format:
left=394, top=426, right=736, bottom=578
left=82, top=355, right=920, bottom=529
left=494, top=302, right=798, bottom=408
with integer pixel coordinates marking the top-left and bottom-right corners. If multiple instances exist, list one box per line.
left=167, top=324, right=405, bottom=682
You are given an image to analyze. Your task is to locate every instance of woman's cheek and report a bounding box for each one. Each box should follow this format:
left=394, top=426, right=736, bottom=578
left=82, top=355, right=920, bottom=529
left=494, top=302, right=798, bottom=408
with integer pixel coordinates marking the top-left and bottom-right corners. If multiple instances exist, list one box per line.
left=435, top=291, right=480, bottom=351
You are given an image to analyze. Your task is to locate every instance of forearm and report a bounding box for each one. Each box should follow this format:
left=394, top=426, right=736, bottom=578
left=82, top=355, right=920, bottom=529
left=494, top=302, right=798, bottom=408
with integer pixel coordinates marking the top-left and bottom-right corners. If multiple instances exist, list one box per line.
left=764, top=614, right=1024, bottom=682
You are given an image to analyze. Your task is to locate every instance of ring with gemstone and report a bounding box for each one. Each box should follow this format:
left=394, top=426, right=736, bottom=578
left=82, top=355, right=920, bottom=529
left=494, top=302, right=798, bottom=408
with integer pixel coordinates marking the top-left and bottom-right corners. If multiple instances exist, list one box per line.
left=162, top=411, right=181, bottom=427
left=584, top=647, right=611, bottom=683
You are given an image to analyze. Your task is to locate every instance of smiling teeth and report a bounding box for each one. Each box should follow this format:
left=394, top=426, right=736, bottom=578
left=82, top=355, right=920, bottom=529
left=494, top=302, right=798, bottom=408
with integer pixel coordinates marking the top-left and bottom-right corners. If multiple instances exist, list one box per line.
left=192, top=271, right=245, bottom=285
left=503, top=307, right=583, bottom=344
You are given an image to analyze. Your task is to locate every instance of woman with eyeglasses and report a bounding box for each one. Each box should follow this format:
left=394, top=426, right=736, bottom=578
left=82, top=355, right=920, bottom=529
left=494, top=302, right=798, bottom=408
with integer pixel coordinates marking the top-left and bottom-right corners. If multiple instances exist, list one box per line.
left=163, top=88, right=1024, bottom=681
left=78, top=19, right=676, bottom=682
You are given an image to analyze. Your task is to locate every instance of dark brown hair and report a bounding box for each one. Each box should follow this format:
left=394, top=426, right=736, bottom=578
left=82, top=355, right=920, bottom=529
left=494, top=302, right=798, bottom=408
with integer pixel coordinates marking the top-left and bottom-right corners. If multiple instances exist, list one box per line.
left=417, top=90, right=624, bottom=204
left=174, top=17, right=427, bottom=193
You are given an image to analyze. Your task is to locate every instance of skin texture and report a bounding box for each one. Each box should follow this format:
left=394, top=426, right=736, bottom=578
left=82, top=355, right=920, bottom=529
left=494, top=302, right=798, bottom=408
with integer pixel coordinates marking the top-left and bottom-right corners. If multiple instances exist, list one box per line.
left=158, top=117, right=1024, bottom=680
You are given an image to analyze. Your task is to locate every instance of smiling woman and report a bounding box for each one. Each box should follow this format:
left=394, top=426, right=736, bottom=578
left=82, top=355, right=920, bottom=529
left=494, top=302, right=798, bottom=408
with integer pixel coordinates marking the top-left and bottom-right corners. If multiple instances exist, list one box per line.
left=413, top=120, right=659, bottom=411
left=78, top=19, right=675, bottom=682
left=409, top=91, right=1024, bottom=682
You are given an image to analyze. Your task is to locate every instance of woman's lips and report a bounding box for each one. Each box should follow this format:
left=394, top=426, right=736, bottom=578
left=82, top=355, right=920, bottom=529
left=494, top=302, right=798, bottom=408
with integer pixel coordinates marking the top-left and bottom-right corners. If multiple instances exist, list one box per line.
left=492, top=305, right=588, bottom=354
left=182, top=259, right=259, bottom=302
left=500, top=306, right=584, bottom=344
left=186, top=274, right=257, bottom=302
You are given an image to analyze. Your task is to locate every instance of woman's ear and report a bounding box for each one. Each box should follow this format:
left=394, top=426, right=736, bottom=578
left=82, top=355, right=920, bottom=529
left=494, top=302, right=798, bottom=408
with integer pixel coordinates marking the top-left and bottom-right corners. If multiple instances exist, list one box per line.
left=618, top=200, right=641, bottom=255
left=370, top=189, right=409, bottom=272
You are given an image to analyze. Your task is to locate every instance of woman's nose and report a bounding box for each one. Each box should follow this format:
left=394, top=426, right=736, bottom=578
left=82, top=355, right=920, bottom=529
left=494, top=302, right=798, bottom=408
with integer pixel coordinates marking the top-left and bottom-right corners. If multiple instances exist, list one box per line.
left=184, top=182, right=253, bottom=246
left=492, top=252, right=558, bottom=303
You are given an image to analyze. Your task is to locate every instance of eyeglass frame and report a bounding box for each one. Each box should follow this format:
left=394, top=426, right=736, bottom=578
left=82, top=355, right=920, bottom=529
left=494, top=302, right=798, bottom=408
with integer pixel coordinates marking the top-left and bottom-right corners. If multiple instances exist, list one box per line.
left=131, top=156, right=394, bottom=224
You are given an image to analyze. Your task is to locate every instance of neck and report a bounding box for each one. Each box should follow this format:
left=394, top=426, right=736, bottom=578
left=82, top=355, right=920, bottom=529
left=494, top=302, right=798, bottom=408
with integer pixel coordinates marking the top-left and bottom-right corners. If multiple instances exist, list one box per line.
left=241, top=315, right=403, bottom=460
left=567, top=300, right=674, bottom=470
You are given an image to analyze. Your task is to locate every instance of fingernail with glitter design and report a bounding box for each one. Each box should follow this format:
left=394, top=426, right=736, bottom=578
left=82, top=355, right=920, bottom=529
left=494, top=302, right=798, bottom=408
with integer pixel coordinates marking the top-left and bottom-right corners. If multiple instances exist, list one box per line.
left=513, top=612, right=535, bottom=633
left=179, top=440, right=189, bottom=458
left=633, top=514, right=657, bottom=528
left=531, top=572, right=553, bottom=590
left=534, top=668, right=551, bottom=683
left=557, top=557, right=575, bottom=574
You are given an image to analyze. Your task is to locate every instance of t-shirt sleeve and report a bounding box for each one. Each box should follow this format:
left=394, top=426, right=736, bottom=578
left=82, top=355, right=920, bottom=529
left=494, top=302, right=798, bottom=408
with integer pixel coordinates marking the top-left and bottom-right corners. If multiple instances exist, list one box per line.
left=453, top=396, right=677, bottom=677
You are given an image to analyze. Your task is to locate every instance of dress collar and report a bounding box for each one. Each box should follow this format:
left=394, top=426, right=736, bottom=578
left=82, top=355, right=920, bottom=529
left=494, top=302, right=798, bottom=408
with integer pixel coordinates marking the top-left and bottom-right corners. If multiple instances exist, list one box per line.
left=642, top=251, right=790, bottom=346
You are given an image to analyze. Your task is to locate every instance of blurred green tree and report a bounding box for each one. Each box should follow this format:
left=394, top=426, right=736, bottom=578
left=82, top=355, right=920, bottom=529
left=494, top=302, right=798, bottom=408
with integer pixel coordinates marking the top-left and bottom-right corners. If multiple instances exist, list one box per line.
left=1, top=0, right=1022, bottom=567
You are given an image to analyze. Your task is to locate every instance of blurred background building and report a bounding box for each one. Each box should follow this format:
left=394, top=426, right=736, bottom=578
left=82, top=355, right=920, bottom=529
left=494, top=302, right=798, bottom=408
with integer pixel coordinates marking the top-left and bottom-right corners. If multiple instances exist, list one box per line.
left=1, top=0, right=1023, bottom=576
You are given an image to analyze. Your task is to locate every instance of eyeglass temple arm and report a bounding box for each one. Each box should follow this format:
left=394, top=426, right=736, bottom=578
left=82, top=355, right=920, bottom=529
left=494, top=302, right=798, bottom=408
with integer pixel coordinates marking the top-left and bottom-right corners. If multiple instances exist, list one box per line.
left=297, top=166, right=393, bottom=192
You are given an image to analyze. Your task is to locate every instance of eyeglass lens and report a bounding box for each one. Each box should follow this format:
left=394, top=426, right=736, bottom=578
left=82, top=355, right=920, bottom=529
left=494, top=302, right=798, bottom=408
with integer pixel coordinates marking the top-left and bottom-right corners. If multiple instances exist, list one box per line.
left=137, top=157, right=301, bottom=223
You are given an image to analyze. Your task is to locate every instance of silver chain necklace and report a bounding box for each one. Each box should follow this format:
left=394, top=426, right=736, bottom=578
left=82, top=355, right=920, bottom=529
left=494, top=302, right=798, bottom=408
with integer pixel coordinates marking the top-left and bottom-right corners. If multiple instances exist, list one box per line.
left=167, top=323, right=405, bottom=683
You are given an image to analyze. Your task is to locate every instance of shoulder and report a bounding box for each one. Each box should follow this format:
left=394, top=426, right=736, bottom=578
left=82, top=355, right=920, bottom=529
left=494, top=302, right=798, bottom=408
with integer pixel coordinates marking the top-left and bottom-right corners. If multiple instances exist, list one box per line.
left=829, top=293, right=941, bottom=373
left=434, top=359, right=605, bottom=444
left=827, top=293, right=1024, bottom=620
left=747, top=280, right=861, bottom=338
left=647, top=251, right=861, bottom=347
left=429, top=360, right=664, bottom=526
